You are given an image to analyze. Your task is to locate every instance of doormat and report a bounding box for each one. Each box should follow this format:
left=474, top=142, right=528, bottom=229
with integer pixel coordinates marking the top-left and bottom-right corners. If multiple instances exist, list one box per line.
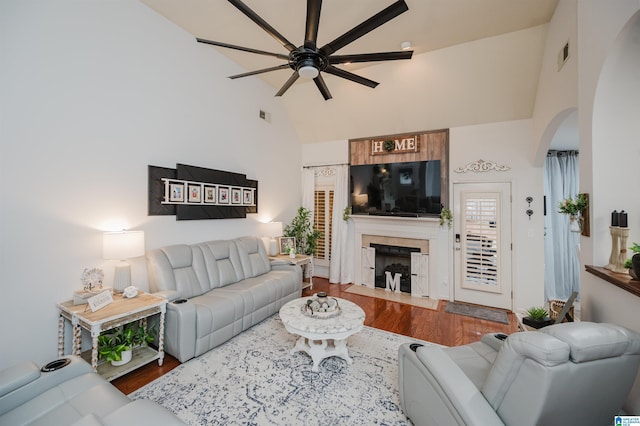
left=345, top=285, right=439, bottom=310
left=445, top=301, right=509, bottom=324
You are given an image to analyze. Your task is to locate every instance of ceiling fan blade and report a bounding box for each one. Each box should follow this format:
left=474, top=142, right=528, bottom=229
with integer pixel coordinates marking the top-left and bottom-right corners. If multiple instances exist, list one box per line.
left=313, top=74, right=332, bottom=100
left=304, top=0, right=322, bottom=49
left=275, top=72, right=300, bottom=97
left=321, top=0, right=408, bottom=56
left=228, top=0, right=297, bottom=52
left=230, top=64, right=291, bottom=79
left=323, top=66, right=379, bottom=88
left=329, top=51, right=413, bottom=64
left=196, top=38, right=289, bottom=60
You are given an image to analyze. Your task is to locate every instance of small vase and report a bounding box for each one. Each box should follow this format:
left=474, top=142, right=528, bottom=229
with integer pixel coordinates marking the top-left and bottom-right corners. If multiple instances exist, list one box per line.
left=289, top=251, right=296, bottom=259
left=569, top=215, right=582, bottom=233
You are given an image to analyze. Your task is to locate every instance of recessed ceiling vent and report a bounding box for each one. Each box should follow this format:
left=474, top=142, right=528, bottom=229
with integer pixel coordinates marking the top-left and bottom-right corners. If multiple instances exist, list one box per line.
left=558, top=41, right=570, bottom=71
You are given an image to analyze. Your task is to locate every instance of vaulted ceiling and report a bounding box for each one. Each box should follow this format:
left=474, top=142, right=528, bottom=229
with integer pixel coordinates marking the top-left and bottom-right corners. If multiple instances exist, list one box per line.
left=142, top=0, right=558, bottom=89
left=141, top=0, right=560, bottom=143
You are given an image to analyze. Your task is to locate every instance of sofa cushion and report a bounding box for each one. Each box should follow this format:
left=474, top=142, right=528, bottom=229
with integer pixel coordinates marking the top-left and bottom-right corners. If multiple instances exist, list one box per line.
left=198, top=240, right=245, bottom=288
left=235, top=236, right=271, bottom=278
left=541, top=322, right=637, bottom=362
left=0, top=373, right=130, bottom=426
left=147, top=245, right=210, bottom=299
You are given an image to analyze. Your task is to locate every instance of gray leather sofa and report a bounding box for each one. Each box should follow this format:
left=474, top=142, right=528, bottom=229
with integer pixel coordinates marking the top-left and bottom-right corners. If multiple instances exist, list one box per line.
left=0, top=356, right=184, bottom=425
left=146, top=236, right=302, bottom=363
left=399, top=322, right=640, bottom=426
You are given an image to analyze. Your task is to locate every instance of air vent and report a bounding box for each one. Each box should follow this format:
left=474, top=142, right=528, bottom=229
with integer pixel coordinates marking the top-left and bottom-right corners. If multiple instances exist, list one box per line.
left=259, top=110, right=271, bottom=123
left=558, top=41, right=570, bottom=71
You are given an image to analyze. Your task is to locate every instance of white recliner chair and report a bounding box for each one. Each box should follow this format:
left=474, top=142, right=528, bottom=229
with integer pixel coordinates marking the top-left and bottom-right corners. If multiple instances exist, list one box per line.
left=398, top=322, right=640, bottom=426
left=0, top=356, right=184, bottom=425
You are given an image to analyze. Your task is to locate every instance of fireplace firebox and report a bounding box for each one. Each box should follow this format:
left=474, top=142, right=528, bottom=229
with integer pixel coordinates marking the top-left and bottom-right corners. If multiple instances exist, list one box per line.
left=372, top=243, right=419, bottom=293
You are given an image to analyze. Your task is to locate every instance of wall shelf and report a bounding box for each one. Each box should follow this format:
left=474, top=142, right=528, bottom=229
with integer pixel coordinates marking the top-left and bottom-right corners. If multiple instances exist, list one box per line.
left=585, top=265, right=640, bottom=298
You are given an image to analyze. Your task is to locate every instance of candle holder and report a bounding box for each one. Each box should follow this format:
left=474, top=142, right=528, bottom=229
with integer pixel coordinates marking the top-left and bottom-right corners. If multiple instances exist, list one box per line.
left=605, top=226, right=630, bottom=273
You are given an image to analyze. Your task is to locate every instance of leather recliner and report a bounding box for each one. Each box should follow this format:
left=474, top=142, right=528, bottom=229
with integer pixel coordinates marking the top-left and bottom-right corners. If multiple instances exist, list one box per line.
left=398, top=322, right=640, bottom=426
left=0, top=356, right=184, bottom=425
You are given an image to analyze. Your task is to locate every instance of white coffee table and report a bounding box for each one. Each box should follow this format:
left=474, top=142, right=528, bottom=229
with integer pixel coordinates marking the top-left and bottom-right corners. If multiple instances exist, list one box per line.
left=279, top=296, right=365, bottom=372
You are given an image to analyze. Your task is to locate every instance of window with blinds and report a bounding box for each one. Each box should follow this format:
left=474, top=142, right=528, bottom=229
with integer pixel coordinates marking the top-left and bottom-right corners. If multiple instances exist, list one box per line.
left=463, top=195, right=500, bottom=290
left=314, top=190, right=334, bottom=261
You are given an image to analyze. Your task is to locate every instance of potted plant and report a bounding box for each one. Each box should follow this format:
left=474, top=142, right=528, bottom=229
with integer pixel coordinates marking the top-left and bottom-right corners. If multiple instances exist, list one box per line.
left=522, top=306, right=553, bottom=329
left=283, top=207, right=323, bottom=256
left=439, top=206, right=452, bottom=229
left=558, top=194, right=587, bottom=232
left=624, top=242, right=640, bottom=280
left=98, top=324, right=155, bottom=366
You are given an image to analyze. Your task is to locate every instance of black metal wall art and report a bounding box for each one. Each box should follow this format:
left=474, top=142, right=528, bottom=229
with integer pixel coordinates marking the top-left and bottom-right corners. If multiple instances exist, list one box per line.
left=148, top=163, right=258, bottom=220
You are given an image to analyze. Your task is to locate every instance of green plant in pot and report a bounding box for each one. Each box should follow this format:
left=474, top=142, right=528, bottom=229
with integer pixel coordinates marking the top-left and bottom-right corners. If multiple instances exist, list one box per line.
left=283, top=207, right=323, bottom=256
left=439, top=206, right=452, bottom=229
left=624, top=242, right=640, bottom=280
left=98, top=324, right=155, bottom=366
left=523, top=306, right=553, bottom=329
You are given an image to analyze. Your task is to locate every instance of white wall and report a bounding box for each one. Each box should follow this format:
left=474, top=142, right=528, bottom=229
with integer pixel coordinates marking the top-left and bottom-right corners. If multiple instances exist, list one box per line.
left=531, top=0, right=578, bottom=165
left=451, top=119, right=545, bottom=312
left=302, top=119, right=544, bottom=311
left=0, top=0, right=301, bottom=369
left=576, top=1, right=640, bottom=413
left=301, top=140, right=349, bottom=167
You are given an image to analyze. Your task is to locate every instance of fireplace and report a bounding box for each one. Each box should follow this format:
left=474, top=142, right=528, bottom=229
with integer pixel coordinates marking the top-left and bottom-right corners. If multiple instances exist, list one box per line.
left=353, top=215, right=449, bottom=300
left=372, top=243, right=419, bottom=293
left=361, top=234, right=430, bottom=297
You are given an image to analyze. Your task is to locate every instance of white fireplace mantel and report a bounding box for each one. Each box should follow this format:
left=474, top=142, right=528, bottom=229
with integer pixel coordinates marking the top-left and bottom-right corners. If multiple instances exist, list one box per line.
left=351, top=215, right=452, bottom=300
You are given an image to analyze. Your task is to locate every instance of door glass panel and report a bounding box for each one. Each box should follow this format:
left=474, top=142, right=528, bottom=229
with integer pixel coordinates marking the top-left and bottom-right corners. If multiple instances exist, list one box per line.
left=462, top=193, right=501, bottom=292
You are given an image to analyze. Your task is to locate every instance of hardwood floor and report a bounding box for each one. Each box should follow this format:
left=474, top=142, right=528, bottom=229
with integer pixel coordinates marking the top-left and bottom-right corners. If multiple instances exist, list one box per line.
left=112, top=277, right=517, bottom=395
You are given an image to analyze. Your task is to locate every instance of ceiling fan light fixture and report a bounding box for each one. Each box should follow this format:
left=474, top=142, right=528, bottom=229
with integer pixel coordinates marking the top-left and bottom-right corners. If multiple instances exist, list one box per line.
left=298, top=65, right=319, bottom=79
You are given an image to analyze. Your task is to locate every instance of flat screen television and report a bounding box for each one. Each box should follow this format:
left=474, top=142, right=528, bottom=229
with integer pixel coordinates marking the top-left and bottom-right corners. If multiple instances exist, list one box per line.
left=350, top=160, right=441, bottom=217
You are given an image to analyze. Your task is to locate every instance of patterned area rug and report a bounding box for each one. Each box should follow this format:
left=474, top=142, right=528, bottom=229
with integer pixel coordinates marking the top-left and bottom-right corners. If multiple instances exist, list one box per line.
left=445, top=301, right=509, bottom=324
left=131, top=314, right=434, bottom=425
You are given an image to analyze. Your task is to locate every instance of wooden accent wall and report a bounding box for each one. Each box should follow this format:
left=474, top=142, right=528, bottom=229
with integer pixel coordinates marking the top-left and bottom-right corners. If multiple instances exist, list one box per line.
left=349, top=129, right=450, bottom=207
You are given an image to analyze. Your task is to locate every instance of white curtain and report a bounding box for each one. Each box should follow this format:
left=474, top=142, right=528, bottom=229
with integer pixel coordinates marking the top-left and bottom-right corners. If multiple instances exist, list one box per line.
left=544, top=151, right=580, bottom=301
left=329, top=165, right=353, bottom=284
left=301, top=167, right=315, bottom=218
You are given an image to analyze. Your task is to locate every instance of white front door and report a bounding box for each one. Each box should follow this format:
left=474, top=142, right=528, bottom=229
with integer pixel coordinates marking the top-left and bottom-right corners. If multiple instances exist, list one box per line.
left=453, top=182, right=512, bottom=310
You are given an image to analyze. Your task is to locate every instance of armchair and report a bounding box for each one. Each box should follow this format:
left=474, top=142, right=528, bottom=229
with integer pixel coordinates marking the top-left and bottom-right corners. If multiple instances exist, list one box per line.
left=0, top=356, right=184, bottom=425
left=399, top=322, right=640, bottom=426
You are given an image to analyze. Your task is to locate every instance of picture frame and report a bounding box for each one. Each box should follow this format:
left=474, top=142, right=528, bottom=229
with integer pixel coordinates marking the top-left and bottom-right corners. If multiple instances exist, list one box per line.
left=169, top=182, right=185, bottom=202
left=243, top=188, right=253, bottom=205
left=279, top=237, right=296, bottom=255
left=231, top=188, right=242, bottom=204
left=218, top=186, right=230, bottom=204
left=187, top=184, right=202, bottom=203
left=204, top=185, right=217, bottom=204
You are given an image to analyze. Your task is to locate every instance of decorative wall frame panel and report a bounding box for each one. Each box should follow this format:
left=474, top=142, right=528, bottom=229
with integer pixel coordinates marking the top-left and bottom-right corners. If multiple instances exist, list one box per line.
left=148, top=164, right=258, bottom=220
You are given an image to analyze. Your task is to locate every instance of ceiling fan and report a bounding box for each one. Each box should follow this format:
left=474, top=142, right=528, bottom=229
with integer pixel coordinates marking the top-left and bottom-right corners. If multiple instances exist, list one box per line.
left=196, top=0, right=413, bottom=100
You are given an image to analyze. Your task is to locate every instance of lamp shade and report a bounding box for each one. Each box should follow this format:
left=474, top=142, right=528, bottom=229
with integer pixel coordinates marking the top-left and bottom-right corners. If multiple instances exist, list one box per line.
left=103, top=231, right=145, bottom=260
left=264, top=221, right=283, bottom=238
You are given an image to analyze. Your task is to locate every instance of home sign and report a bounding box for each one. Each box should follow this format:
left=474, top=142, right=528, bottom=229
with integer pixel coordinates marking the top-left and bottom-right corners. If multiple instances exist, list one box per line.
left=371, top=136, right=419, bottom=156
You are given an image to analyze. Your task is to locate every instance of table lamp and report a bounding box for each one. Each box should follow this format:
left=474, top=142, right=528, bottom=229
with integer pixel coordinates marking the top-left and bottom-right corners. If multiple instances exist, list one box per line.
left=264, top=221, right=283, bottom=256
left=103, top=230, right=145, bottom=293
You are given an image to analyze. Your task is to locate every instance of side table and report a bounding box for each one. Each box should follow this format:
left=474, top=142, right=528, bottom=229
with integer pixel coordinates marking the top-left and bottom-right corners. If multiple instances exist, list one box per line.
left=57, top=292, right=167, bottom=381
left=269, top=254, right=314, bottom=290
